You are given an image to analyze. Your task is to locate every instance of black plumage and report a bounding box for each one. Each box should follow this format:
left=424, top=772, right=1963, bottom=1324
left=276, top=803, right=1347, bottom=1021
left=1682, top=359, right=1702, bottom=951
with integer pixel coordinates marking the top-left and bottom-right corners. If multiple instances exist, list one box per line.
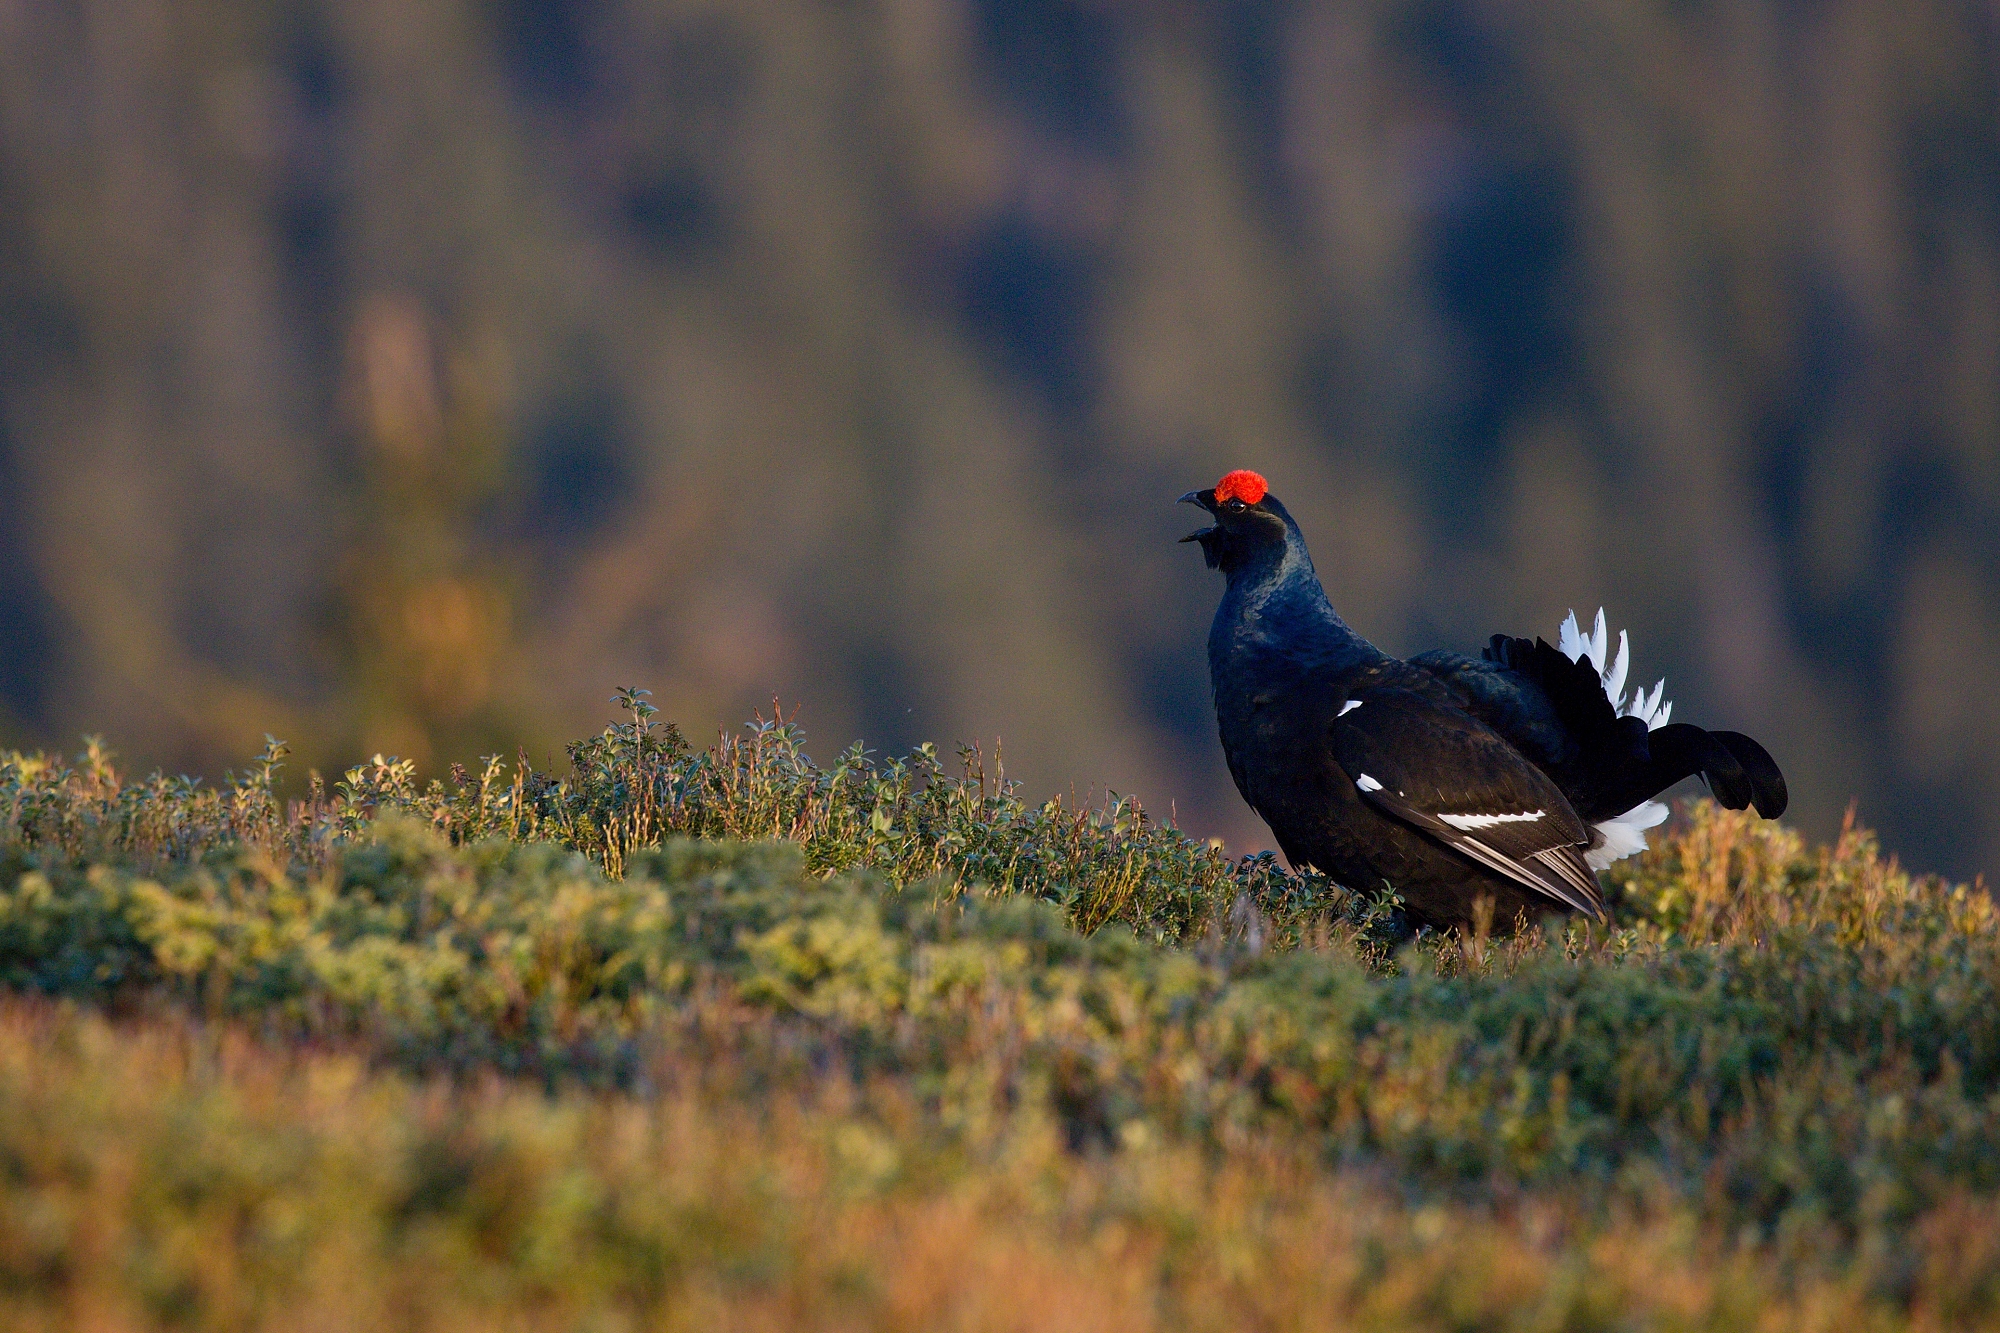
left=1181, top=470, right=1788, bottom=932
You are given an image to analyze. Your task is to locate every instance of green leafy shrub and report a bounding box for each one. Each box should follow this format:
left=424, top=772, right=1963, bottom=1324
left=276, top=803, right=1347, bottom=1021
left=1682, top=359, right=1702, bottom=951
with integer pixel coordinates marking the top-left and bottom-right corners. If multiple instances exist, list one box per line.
left=3, top=714, right=1998, bottom=1328
left=3, top=709, right=1361, bottom=946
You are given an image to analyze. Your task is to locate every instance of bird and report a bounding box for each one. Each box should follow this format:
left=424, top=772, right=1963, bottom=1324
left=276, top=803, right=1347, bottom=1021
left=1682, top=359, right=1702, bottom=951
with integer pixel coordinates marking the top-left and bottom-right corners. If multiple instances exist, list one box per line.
left=1180, top=468, right=1787, bottom=932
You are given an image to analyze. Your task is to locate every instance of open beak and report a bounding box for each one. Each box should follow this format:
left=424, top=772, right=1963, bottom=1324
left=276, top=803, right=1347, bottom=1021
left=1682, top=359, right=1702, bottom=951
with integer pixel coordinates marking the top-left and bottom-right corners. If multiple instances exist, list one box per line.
left=1178, top=488, right=1218, bottom=543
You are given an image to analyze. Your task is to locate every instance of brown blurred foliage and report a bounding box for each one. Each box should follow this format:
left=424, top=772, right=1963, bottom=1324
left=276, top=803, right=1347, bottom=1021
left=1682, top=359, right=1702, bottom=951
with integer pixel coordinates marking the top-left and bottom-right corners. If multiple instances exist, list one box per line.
left=0, top=0, right=1993, bottom=875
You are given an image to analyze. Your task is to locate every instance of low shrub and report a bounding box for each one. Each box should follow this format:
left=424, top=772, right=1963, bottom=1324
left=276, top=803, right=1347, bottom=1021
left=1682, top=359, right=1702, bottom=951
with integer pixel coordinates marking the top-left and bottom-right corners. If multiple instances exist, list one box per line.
left=1, top=715, right=1994, bottom=1329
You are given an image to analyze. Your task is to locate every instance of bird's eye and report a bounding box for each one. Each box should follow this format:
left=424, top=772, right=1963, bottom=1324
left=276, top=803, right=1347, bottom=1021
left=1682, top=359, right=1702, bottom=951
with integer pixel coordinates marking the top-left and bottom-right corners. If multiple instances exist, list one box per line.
left=1226, top=499, right=1247, bottom=512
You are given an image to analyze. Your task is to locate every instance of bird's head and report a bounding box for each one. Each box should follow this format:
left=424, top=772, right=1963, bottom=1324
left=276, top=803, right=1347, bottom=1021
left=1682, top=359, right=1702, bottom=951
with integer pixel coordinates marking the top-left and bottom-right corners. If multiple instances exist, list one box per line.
left=1179, top=469, right=1291, bottom=573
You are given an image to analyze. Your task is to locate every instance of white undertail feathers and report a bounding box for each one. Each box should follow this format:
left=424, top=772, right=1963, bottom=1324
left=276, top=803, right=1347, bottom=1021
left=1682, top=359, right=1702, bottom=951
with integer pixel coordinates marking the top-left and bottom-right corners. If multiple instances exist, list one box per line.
left=1558, top=608, right=1673, bottom=870
left=1557, top=608, right=1672, bottom=730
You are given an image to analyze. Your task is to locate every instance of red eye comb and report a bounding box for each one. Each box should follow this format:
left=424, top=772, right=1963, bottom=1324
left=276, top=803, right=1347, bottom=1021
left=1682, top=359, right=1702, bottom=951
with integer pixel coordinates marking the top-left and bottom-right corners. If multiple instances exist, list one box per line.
left=1214, top=469, right=1268, bottom=505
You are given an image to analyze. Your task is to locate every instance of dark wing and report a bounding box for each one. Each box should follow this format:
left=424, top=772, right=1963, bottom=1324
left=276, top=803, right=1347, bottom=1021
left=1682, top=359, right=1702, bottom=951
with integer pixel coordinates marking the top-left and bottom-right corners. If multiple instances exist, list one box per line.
left=1407, top=646, right=1590, bottom=771
left=1332, top=687, right=1605, bottom=918
left=1412, top=639, right=1650, bottom=818
left=1417, top=637, right=1789, bottom=822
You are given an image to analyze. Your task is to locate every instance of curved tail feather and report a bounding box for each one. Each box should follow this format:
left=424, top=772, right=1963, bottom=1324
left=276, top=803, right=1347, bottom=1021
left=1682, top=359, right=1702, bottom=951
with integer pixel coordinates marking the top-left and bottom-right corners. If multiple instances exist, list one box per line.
left=1594, top=722, right=1781, bottom=818
left=1479, top=615, right=1789, bottom=826
left=1711, top=730, right=1789, bottom=818
left=1649, top=724, right=1752, bottom=810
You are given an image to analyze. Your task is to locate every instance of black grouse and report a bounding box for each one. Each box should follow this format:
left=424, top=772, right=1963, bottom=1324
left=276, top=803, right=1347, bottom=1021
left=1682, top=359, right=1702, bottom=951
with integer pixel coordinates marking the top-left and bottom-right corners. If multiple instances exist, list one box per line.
left=1181, top=468, right=1787, bottom=931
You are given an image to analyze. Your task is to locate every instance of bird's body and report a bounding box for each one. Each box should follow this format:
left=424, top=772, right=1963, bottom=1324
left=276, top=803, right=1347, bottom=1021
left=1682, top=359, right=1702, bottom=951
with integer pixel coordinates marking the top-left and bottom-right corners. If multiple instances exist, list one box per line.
left=1182, top=469, right=1787, bottom=932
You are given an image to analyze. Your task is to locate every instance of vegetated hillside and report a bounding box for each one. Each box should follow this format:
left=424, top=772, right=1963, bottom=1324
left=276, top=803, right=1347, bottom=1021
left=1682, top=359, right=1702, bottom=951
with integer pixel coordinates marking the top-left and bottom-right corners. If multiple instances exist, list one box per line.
left=3, top=707, right=1997, bottom=1331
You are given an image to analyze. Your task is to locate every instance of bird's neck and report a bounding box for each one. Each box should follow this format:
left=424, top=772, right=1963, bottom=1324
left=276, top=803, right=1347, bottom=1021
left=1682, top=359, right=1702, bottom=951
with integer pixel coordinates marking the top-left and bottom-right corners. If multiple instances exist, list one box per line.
left=1210, top=534, right=1380, bottom=681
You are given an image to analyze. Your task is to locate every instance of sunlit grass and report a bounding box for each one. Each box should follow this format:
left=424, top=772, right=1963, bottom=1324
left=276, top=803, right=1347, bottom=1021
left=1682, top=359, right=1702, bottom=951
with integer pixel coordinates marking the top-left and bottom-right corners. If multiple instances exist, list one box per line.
left=2, top=711, right=1995, bottom=1330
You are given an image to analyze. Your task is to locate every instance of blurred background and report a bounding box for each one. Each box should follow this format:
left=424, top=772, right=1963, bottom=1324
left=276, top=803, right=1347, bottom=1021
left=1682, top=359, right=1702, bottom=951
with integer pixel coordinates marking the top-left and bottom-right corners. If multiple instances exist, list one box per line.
left=0, top=0, right=1995, bottom=878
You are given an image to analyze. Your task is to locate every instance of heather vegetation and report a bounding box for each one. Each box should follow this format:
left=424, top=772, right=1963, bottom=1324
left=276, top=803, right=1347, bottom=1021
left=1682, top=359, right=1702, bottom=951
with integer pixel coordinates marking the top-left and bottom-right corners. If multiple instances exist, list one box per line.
left=3, top=711, right=1997, bottom=1330
left=6, top=0, right=1997, bottom=891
